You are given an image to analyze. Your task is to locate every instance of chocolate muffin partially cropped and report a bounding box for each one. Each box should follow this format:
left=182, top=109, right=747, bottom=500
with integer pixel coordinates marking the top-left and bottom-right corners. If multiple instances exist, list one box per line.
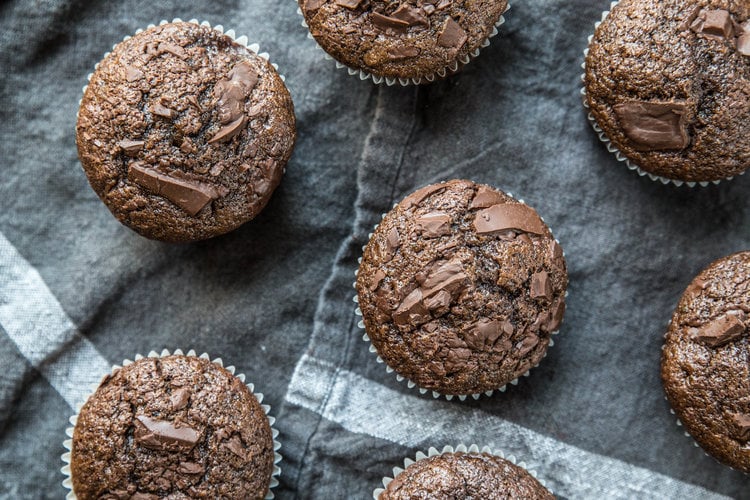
left=377, top=450, right=553, bottom=499
left=69, top=354, right=276, bottom=499
left=356, top=180, right=568, bottom=396
left=299, top=0, right=509, bottom=83
left=584, top=0, right=750, bottom=183
left=662, top=251, right=750, bottom=472
left=77, top=21, right=296, bottom=242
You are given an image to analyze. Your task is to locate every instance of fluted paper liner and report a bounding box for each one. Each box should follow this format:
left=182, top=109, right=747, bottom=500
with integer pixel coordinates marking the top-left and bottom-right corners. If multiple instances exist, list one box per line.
left=580, top=1, right=744, bottom=187
left=295, top=4, right=510, bottom=86
left=354, top=192, right=567, bottom=401
left=61, top=349, right=282, bottom=500
left=372, top=443, right=552, bottom=498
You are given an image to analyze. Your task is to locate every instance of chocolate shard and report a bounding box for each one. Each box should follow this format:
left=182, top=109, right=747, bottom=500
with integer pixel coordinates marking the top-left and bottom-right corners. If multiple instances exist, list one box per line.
left=178, top=461, right=204, bottom=474
left=134, top=415, right=200, bottom=451
left=685, top=277, right=708, bottom=297
left=530, top=271, right=552, bottom=300
left=303, top=0, right=327, bottom=14
left=222, top=434, right=247, bottom=458
left=117, top=140, right=144, bottom=154
left=381, top=227, right=400, bottom=262
left=416, top=212, right=452, bottom=238
left=391, top=4, right=429, bottom=27
left=387, top=46, right=420, bottom=61
left=369, top=269, right=387, bottom=291
left=423, top=289, right=451, bottom=312
left=371, top=12, right=410, bottom=33
left=151, top=102, right=176, bottom=119
left=472, top=203, right=546, bottom=235
left=613, top=100, right=690, bottom=151
left=679, top=5, right=703, bottom=31
left=209, top=116, right=248, bottom=144
left=738, top=33, right=750, bottom=56
left=731, top=413, right=750, bottom=441
left=465, top=319, right=505, bottom=350
left=516, top=332, right=540, bottom=357
left=157, top=42, right=187, bottom=59
left=544, top=298, right=565, bottom=333
left=421, top=259, right=467, bottom=296
left=469, top=186, right=505, bottom=209
left=691, top=9, right=734, bottom=39
left=402, top=183, right=447, bottom=208
left=128, top=162, right=222, bottom=216
left=437, top=17, right=467, bottom=49
left=131, top=493, right=160, bottom=500
left=393, top=288, right=431, bottom=326
left=335, top=0, right=364, bottom=8
left=170, top=387, right=191, bottom=411
left=124, top=65, right=144, bottom=82
left=228, top=61, right=259, bottom=93
left=691, top=314, right=746, bottom=347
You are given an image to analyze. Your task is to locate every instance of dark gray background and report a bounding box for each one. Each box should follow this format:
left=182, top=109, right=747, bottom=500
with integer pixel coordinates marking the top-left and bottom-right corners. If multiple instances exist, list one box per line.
left=0, top=0, right=749, bottom=498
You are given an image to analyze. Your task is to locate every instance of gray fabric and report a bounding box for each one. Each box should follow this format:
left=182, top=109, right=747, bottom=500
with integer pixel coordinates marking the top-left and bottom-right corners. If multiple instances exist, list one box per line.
left=1, top=0, right=749, bottom=498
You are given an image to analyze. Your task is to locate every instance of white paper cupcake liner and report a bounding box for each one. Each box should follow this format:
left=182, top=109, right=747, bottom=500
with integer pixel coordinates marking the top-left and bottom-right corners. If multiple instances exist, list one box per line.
left=580, top=1, right=743, bottom=187
left=296, top=4, right=510, bottom=86
left=61, top=349, right=282, bottom=500
left=372, top=443, right=552, bottom=498
left=354, top=192, right=567, bottom=401
left=78, top=19, right=286, bottom=117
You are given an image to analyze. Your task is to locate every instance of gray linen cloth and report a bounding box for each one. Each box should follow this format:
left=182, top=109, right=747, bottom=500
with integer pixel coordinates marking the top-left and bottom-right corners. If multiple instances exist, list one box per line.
left=1, top=0, right=749, bottom=498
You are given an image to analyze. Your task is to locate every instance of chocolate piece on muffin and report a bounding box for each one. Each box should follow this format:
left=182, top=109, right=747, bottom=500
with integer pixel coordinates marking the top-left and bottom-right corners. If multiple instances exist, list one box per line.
left=662, top=251, right=750, bottom=472
left=378, top=450, right=553, bottom=499
left=584, top=0, right=750, bottom=183
left=70, top=354, right=275, bottom=499
left=77, top=21, right=296, bottom=242
left=356, top=180, right=568, bottom=396
left=299, top=0, right=508, bottom=83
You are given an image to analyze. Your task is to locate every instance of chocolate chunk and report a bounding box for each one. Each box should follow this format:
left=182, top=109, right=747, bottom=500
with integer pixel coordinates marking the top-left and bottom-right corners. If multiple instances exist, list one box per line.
left=548, top=240, right=565, bottom=269
left=416, top=212, right=452, bottom=238
left=613, top=101, right=689, bottom=151
left=157, top=42, right=187, bottom=59
left=371, top=12, right=410, bottom=33
left=423, top=289, right=451, bottom=312
left=516, top=332, right=540, bottom=357
left=382, top=227, right=400, bottom=261
left=421, top=259, right=467, bottom=295
left=544, top=298, right=565, bottom=333
left=303, top=0, right=327, bottom=14
left=738, top=33, right=750, bottom=56
left=465, top=319, right=504, bottom=350
left=170, top=387, right=191, bottom=410
left=124, top=65, right=144, bottom=82
left=530, top=271, right=552, bottom=300
left=436, top=0, right=451, bottom=9
left=222, top=434, right=247, bottom=458
left=134, top=415, right=200, bottom=451
left=117, top=140, right=144, bottom=154
left=691, top=9, right=734, bottom=39
left=178, top=461, right=204, bottom=474
left=387, top=46, right=420, bottom=61
left=131, top=494, right=159, bottom=500
left=128, top=162, right=222, bottom=216
left=685, top=277, right=708, bottom=297
left=369, top=269, right=387, bottom=291
left=151, top=102, right=176, bottom=119
left=472, top=203, right=546, bottom=235
left=437, top=18, right=467, bottom=49
left=679, top=5, right=703, bottom=31
left=691, top=314, right=746, bottom=347
left=393, top=288, right=431, bottom=326
left=402, top=183, right=446, bottom=208
left=469, top=186, right=505, bottom=209
left=444, top=347, right=472, bottom=373
left=391, top=4, right=429, bottom=27
left=209, top=116, right=248, bottom=144
left=335, top=0, right=363, bottom=8
left=228, top=61, right=259, bottom=93
left=731, top=413, right=750, bottom=441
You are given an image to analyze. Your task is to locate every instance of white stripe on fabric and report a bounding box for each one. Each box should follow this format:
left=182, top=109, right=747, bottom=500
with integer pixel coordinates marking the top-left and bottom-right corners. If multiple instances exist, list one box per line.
left=285, top=353, right=729, bottom=500
left=0, top=231, right=110, bottom=409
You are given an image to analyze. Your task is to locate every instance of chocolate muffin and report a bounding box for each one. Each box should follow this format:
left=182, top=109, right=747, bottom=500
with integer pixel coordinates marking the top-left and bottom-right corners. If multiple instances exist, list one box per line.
left=584, top=0, right=750, bottom=184
left=68, top=353, right=277, bottom=499
left=376, top=449, right=553, bottom=499
left=355, top=180, right=568, bottom=396
left=298, top=0, right=509, bottom=84
left=661, top=251, right=750, bottom=472
left=76, top=21, right=296, bottom=242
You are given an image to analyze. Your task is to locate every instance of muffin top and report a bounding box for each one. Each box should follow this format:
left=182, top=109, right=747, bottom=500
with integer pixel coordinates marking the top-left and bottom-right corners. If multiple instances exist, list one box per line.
left=356, top=180, right=567, bottom=395
left=71, top=354, right=274, bottom=499
left=584, top=0, right=750, bottom=182
left=76, top=21, right=296, bottom=242
left=299, top=0, right=508, bottom=81
left=661, top=251, right=750, bottom=472
left=379, top=451, right=554, bottom=499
